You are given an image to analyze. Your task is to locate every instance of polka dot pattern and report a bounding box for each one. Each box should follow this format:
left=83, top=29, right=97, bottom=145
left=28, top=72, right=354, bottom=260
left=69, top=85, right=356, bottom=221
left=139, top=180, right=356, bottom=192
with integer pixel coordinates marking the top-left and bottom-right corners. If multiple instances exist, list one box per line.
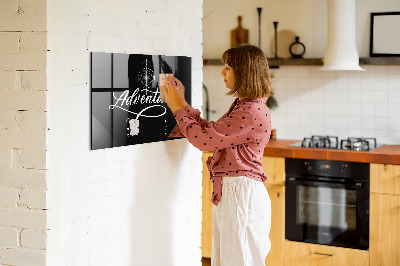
left=171, top=97, right=272, bottom=206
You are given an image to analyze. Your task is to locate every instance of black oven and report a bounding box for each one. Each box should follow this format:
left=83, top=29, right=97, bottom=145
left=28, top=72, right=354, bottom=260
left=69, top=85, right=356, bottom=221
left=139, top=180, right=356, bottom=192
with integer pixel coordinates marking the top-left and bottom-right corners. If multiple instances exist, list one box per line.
left=285, top=158, right=369, bottom=250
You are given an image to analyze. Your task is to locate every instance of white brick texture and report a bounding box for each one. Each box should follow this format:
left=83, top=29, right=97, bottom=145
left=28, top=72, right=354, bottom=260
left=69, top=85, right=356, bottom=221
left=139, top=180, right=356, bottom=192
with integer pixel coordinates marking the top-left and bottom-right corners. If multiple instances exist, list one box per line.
left=0, top=187, right=19, bottom=208
left=0, top=227, right=19, bottom=247
left=0, top=0, right=47, bottom=264
left=47, top=0, right=204, bottom=265
left=0, top=4, right=46, bottom=32
left=0, top=247, right=46, bottom=266
left=21, top=229, right=47, bottom=250
left=0, top=150, right=12, bottom=169
left=0, top=91, right=46, bottom=111
left=19, top=189, right=47, bottom=209
left=0, top=208, right=46, bottom=230
left=0, top=169, right=47, bottom=189
left=0, top=110, right=47, bottom=130
left=3, top=0, right=203, bottom=264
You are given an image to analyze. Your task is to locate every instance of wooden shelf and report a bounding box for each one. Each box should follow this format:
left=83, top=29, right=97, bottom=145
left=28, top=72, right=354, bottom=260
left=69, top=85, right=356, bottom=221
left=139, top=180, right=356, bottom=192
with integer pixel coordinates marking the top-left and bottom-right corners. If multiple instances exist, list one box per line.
left=359, top=57, right=400, bottom=65
left=203, top=57, right=400, bottom=67
left=203, top=58, right=323, bottom=67
left=268, top=58, right=323, bottom=67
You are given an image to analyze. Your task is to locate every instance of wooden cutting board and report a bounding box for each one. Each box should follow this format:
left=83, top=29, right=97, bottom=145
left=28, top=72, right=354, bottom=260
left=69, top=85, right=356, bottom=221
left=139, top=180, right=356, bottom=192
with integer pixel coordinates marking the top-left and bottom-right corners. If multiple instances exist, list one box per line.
left=231, top=16, right=249, bottom=48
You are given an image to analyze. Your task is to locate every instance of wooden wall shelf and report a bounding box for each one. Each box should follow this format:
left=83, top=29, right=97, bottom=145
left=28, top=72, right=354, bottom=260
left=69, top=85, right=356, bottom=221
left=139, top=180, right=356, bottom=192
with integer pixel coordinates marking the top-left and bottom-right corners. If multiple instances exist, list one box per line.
left=203, top=58, right=323, bottom=67
left=203, top=57, right=400, bottom=67
left=359, top=57, right=400, bottom=65
left=268, top=58, right=323, bottom=67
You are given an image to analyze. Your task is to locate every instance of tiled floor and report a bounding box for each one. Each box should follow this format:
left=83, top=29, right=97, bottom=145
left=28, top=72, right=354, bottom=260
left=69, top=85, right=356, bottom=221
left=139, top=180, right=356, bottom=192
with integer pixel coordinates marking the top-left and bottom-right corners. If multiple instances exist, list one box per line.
left=202, top=257, right=211, bottom=266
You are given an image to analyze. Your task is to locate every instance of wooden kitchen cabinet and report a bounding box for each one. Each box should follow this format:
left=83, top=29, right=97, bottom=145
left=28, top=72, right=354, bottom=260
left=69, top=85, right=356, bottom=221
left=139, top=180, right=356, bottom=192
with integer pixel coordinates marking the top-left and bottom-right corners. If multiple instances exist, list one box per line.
left=370, top=163, right=400, bottom=195
left=262, top=156, right=285, bottom=266
left=370, top=193, right=400, bottom=266
left=370, top=163, right=400, bottom=266
left=261, top=156, right=285, bottom=186
left=264, top=184, right=285, bottom=266
left=201, top=154, right=286, bottom=266
left=202, top=152, right=213, bottom=258
left=284, top=241, right=369, bottom=266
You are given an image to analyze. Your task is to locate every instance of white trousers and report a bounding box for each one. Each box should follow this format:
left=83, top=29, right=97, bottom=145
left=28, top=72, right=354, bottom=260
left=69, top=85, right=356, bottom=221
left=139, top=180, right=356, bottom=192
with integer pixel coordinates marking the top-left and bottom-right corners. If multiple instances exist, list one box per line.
left=212, top=176, right=271, bottom=266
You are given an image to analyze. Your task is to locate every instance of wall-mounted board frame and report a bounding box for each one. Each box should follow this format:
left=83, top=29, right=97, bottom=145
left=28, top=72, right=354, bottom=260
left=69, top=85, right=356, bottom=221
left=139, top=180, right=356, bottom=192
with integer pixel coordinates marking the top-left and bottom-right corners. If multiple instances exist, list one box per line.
left=370, top=12, right=400, bottom=57
left=90, top=52, right=191, bottom=150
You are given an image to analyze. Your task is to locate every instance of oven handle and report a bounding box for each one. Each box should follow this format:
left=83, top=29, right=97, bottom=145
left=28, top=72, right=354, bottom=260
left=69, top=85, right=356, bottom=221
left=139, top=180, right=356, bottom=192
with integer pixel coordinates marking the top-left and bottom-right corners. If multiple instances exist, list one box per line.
left=286, top=177, right=364, bottom=189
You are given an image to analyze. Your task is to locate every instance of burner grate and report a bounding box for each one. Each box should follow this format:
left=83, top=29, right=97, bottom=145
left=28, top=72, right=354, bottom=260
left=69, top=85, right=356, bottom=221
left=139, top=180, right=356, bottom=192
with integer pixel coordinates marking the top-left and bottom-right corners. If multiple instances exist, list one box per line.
left=296, top=136, right=378, bottom=151
left=301, top=135, right=339, bottom=149
left=340, top=137, right=377, bottom=151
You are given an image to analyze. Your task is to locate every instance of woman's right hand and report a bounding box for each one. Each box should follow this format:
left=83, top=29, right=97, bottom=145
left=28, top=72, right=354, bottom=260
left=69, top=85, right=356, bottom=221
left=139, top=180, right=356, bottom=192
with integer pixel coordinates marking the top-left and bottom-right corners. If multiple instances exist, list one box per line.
left=168, top=76, right=187, bottom=107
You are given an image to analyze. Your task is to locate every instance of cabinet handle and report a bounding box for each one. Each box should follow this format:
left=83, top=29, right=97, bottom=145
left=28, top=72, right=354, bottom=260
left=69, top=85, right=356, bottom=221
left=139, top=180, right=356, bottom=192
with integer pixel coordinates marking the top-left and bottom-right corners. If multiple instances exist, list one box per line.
left=314, top=252, right=335, bottom=257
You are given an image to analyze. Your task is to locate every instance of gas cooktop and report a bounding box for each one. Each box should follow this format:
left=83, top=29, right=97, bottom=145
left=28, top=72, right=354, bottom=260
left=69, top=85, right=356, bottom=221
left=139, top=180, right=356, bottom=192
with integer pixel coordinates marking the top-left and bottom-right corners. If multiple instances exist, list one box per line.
left=289, top=135, right=383, bottom=151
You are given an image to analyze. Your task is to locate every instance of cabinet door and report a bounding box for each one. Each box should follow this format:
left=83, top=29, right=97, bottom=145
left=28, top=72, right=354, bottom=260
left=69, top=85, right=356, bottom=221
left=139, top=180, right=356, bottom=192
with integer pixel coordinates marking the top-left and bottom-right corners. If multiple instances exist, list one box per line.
left=284, top=241, right=369, bottom=266
left=264, top=184, right=284, bottom=266
left=202, top=152, right=213, bottom=258
left=261, top=156, right=285, bottom=185
left=370, top=163, right=400, bottom=195
left=370, top=193, right=400, bottom=266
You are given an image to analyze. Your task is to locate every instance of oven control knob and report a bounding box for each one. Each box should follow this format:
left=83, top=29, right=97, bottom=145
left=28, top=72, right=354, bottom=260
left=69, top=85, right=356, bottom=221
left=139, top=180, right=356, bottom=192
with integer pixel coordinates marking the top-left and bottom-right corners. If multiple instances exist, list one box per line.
left=340, top=164, right=347, bottom=174
left=304, top=161, right=312, bottom=171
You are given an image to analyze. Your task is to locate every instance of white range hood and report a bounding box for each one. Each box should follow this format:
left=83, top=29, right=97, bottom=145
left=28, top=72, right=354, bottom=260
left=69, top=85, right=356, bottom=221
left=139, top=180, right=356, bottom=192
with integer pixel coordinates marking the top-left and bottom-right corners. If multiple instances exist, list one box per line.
left=320, top=0, right=365, bottom=71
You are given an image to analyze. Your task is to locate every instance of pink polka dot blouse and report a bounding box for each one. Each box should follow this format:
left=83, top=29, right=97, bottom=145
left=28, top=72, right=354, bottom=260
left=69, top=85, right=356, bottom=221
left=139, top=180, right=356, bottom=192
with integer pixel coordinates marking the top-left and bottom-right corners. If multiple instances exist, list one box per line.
left=169, top=97, right=272, bottom=206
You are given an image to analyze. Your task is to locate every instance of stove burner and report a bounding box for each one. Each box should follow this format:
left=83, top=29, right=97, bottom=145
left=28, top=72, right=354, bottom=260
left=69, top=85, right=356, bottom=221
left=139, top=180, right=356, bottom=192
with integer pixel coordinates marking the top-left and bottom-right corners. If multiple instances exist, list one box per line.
left=295, top=136, right=378, bottom=151
left=340, top=137, right=377, bottom=151
left=301, top=135, right=339, bottom=149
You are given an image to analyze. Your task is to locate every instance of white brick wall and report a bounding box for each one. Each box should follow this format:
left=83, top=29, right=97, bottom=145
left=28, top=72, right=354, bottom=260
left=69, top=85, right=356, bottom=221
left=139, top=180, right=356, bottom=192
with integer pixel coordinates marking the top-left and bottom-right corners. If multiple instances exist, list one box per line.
left=3, top=0, right=204, bottom=265
left=0, top=187, right=19, bottom=208
left=47, top=1, right=203, bottom=266
left=0, top=227, right=19, bottom=247
left=0, top=0, right=48, bottom=265
left=21, top=229, right=47, bottom=250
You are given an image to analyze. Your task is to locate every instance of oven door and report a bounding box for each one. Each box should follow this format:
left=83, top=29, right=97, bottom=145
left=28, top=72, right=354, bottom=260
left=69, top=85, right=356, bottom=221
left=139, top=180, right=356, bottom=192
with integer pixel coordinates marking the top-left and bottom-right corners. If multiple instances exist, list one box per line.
left=285, top=177, right=369, bottom=250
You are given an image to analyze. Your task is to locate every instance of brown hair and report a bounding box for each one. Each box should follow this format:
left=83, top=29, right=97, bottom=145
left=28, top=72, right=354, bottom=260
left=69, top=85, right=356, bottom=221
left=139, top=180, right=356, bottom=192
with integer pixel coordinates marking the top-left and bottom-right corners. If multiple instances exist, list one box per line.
left=221, top=44, right=273, bottom=99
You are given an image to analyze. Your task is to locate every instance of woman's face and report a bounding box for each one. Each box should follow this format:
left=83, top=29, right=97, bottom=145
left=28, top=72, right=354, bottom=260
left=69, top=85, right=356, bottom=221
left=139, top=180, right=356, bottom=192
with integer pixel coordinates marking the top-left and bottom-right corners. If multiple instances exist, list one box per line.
left=220, top=64, right=235, bottom=89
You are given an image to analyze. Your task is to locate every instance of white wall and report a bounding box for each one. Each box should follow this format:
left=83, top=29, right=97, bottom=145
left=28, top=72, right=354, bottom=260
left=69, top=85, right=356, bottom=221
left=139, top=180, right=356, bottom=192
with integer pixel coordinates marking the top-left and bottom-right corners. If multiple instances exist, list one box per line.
left=0, top=0, right=48, bottom=265
left=203, top=0, right=400, bottom=145
left=47, top=0, right=203, bottom=266
left=203, top=0, right=400, bottom=58
left=204, top=64, right=400, bottom=145
left=204, top=0, right=326, bottom=59
left=271, top=65, right=400, bottom=144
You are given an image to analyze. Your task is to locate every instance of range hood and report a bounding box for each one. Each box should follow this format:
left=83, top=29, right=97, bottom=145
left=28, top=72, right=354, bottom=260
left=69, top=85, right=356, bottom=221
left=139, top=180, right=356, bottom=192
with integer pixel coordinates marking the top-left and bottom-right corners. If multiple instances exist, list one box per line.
left=320, top=0, right=365, bottom=71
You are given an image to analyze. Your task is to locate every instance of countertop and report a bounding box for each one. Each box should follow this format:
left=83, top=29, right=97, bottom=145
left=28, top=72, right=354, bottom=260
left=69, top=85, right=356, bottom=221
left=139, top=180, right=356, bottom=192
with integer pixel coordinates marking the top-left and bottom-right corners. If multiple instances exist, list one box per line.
left=263, top=139, right=400, bottom=165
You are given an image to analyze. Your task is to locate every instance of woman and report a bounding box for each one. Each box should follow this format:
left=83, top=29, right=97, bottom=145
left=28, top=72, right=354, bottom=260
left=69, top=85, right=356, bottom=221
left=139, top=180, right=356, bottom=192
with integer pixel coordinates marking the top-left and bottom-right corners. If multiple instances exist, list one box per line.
left=161, top=44, right=273, bottom=266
